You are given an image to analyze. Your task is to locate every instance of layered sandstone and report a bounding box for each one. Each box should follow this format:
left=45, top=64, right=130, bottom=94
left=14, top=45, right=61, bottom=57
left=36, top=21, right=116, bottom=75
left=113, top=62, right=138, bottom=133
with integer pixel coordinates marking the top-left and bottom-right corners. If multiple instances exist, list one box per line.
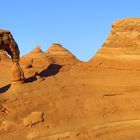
left=20, top=45, right=50, bottom=78
left=20, top=45, right=49, bottom=69
left=90, top=18, right=140, bottom=70
left=97, top=18, right=140, bottom=56
left=46, top=43, right=78, bottom=64
left=0, top=29, right=25, bottom=84
left=45, top=43, right=78, bottom=71
left=1, top=18, right=140, bottom=140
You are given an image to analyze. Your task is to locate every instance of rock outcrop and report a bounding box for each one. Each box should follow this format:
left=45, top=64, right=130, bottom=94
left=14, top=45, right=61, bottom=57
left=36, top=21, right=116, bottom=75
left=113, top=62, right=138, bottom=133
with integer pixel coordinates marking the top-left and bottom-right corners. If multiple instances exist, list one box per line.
left=0, top=30, right=20, bottom=61
left=96, top=18, right=140, bottom=56
left=11, top=61, right=25, bottom=83
left=20, top=45, right=51, bottom=79
left=2, top=18, right=140, bottom=140
left=45, top=43, right=78, bottom=71
left=81, top=18, right=140, bottom=71
left=0, top=30, right=25, bottom=84
left=45, top=43, right=78, bottom=65
left=72, top=18, right=140, bottom=72
left=20, top=45, right=49, bottom=69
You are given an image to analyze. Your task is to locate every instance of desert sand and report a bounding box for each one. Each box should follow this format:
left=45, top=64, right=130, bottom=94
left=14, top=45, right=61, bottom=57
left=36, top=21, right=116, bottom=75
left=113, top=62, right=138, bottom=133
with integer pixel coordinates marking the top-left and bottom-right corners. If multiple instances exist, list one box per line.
left=0, top=18, right=140, bottom=140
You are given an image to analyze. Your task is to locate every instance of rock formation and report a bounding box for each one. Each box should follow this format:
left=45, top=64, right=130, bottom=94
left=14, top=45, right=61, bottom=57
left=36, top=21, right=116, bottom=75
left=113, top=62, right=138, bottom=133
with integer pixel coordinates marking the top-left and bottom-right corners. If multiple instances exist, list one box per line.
left=45, top=43, right=79, bottom=71
left=1, top=18, right=140, bottom=140
left=72, top=18, right=140, bottom=72
left=91, top=18, right=140, bottom=70
left=11, top=61, right=25, bottom=83
left=20, top=45, right=49, bottom=69
left=20, top=45, right=50, bottom=79
left=0, top=30, right=20, bottom=61
left=0, top=30, right=25, bottom=84
left=46, top=43, right=78, bottom=65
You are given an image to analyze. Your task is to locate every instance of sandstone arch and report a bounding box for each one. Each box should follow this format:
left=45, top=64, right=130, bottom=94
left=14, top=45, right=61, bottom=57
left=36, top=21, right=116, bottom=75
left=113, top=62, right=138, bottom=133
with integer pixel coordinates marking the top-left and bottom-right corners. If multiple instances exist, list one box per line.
left=0, top=30, right=20, bottom=61
left=0, top=29, right=25, bottom=83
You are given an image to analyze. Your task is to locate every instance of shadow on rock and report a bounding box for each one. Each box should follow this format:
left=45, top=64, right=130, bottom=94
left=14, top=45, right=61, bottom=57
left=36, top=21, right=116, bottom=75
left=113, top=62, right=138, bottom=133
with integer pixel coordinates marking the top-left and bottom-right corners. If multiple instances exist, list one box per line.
left=39, top=64, right=62, bottom=77
left=0, top=84, right=11, bottom=94
left=25, top=64, right=62, bottom=83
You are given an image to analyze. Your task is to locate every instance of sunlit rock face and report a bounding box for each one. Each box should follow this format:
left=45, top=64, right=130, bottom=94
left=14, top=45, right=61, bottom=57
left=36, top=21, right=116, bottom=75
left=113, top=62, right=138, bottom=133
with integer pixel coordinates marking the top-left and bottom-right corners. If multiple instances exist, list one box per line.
left=0, top=30, right=25, bottom=84
left=0, top=30, right=20, bottom=61
left=85, top=18, right=140, bottom=71
left=45, top=43, right=78, bottom=65
left=1, top=19, right=140, bottom=140
left=45, top=43, right=79, bottom=72
left=20, top=45, right=50, bottom=69
left=0, top=49, right=11, bottom=62
left=97, top=18, right=140, bottom=56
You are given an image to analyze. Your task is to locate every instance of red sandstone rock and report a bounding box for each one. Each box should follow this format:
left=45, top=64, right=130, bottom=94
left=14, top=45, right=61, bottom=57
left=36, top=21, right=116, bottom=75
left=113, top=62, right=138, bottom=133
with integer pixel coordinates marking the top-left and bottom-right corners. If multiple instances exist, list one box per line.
left=1, top=18, right=140, bottom=140
left=20, top=45, right=49, bottom=69
left=45, top=43, right=78, bottom=65
left=11, top=61, right=25, bottom=83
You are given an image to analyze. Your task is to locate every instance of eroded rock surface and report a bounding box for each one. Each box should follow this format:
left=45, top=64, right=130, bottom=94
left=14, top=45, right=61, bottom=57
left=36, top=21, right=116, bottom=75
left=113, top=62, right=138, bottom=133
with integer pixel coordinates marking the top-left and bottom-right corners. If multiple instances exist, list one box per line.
left=1, top=18, right=140, bottom=140
left=0, top=30, right=20, bottom=61
left=46, top=43, right=78, bottom=64
left=92, top=18, right=140, bottom=70
left=11, top=61, right=25, bottom=83
left=23, top=111, right=44, bottom=127
left=20, top=45, right=50, bottom=69
left=0, top=30, right=25, bottom=84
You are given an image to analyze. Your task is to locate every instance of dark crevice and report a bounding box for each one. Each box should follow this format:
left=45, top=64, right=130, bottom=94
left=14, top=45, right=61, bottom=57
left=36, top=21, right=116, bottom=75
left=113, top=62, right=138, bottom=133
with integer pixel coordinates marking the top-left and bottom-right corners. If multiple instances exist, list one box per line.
left=0, top=84, right=11, bottom=94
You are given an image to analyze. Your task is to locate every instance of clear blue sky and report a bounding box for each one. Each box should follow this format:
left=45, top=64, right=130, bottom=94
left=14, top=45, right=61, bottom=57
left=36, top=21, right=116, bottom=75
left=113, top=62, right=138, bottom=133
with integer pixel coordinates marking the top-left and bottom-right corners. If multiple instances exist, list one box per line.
left=0, top=0, right=140, bottom=61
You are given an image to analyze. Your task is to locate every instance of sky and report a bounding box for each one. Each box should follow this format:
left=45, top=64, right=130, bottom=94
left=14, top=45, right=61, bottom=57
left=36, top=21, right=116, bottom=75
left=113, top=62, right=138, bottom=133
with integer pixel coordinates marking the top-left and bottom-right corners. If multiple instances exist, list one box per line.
left=0, top=0, right=140, bottom=61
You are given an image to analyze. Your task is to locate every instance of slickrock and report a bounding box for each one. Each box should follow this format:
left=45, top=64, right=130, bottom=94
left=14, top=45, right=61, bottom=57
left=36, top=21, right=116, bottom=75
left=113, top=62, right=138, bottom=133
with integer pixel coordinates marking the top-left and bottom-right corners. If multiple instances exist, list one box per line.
left=1, top=19, right=140, bottom=140
left=23, top=111, right=44, bottom=127
left=0, top=29, right=25, bottom=84
left=1, top=120, right=17, bottom=131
